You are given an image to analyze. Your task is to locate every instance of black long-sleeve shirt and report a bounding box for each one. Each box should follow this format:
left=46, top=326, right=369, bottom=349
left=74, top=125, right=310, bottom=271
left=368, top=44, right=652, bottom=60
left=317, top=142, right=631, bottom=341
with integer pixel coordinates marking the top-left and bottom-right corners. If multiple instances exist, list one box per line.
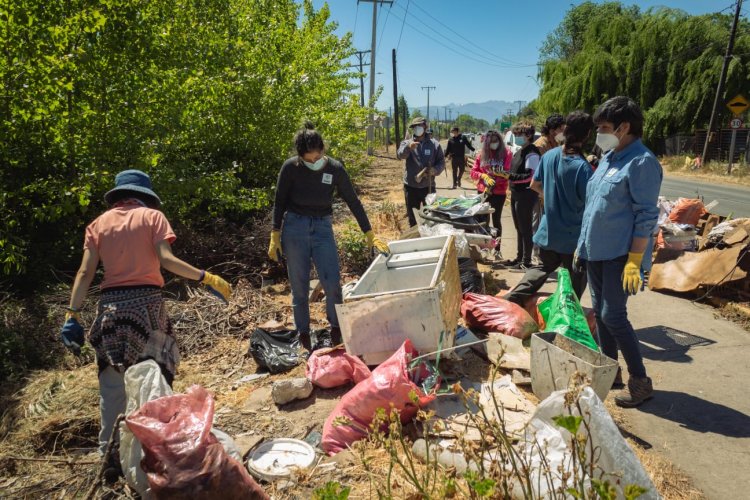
left=445, top=135, right=475, bottom=160
left=272, top=156, right=371, bottom=232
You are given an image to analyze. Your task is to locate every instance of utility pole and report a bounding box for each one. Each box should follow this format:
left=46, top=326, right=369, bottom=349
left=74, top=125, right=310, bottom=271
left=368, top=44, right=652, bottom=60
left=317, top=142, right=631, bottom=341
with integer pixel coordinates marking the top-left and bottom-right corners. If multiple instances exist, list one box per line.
left=448, top=108, right=452, bottom=123
left=701, top=0, right=742, bottom=169
left=392, top=49, right=400, bottom=142
left=354, top=50, right=371, bottom=108
left=359, top=0, right=393, bottom=155
left=421, top=85, right=436, bottom=122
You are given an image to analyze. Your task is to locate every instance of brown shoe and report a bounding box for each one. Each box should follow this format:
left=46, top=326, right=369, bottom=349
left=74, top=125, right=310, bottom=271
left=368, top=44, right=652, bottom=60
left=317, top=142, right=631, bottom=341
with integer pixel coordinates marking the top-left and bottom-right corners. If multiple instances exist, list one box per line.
left=612, top=366, right=625, bottom=389
left=615, top=376, right=653, bottom=408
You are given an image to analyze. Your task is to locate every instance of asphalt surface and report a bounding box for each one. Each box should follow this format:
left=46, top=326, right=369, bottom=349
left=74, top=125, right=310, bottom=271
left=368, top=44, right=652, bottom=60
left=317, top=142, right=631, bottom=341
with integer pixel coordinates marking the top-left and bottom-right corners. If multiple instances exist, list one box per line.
left=660, top=175, right=750, bottom=218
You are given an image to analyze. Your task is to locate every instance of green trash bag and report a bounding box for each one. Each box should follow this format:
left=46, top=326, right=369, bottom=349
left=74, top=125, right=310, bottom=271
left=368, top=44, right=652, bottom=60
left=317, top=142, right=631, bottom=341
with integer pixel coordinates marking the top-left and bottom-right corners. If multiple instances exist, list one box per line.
left=538, top=268, right=599, bottom=351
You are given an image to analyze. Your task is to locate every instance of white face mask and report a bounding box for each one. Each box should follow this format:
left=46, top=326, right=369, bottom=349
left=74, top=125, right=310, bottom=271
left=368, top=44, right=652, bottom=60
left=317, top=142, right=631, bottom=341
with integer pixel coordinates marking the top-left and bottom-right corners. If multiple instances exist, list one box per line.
left=303, top=156, right=327, bottom=171
left=490, top=142, right=500, bottom=150
left=413, top=126, right=425, bottom=137
left=555, top=132, right=565, bottom=143
left=595, top=130, right=620, bottom=153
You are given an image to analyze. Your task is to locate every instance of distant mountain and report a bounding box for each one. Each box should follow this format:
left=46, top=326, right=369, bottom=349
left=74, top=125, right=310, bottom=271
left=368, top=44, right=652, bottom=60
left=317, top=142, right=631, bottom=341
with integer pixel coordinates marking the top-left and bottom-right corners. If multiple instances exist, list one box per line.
left=411, top=100, right=521, bottom=124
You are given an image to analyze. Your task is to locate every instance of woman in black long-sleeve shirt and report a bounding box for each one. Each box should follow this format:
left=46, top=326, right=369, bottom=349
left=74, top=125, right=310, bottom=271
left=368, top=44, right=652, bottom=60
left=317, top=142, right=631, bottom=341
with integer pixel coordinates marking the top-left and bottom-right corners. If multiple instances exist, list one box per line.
left=267, top=122, right=388, bottom=345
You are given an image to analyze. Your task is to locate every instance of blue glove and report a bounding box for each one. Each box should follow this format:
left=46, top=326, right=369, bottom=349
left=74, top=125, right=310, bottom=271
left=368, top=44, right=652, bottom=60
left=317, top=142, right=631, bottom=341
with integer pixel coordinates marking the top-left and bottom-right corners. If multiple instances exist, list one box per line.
left=60, top=316, right=85, bottom=356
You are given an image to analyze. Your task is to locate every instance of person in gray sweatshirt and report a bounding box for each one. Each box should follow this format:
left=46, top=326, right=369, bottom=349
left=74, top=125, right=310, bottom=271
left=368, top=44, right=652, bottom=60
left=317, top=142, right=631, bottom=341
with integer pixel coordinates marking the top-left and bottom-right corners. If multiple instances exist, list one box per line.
left=397, top=117, right=445, bottom=226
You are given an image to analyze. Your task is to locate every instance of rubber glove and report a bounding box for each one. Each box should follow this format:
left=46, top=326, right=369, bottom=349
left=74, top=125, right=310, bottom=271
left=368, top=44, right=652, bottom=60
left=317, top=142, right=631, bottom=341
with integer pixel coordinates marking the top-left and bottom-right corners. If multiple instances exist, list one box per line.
left=622, top=252, right=644, bottom=295
left=200, top=271, right=231, bottom=303
left=268, top=230, right=282, bottom=262
left=480, top=173, right=495, bottom=188
left=365, top=230, right=390, bottom=256
left=60, top=312, right=85, bottom=356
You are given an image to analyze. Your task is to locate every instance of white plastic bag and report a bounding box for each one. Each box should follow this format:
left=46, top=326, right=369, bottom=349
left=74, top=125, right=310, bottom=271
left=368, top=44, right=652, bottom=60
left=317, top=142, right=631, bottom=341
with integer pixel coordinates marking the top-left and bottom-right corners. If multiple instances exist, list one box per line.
left=119, top=360, right=173, bottom=497
left=518, top=387, right=658, bottom=499
left=418, top=223, right=469, bottom=257
left=119, top=360, right=243, bottom=496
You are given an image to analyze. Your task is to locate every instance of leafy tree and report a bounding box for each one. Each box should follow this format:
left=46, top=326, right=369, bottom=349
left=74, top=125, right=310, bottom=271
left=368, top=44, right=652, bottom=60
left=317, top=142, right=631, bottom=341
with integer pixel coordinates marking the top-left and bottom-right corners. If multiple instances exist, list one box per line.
left=535, top=2, right=750, bottom=146
left=0, top=0, right=368, bottom=287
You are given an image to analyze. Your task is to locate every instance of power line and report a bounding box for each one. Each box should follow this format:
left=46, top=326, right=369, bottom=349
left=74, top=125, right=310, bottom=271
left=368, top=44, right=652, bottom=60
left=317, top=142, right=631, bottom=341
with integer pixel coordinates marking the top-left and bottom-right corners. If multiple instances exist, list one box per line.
left=407, top=0, right=530, bottom=67
left=396, top=0, right=410, bottom=50
left=352, top=1, right=360, bottom=39
left=377, top=1, right=392, bottom=52
left=386, top=8, right=535, bottom=69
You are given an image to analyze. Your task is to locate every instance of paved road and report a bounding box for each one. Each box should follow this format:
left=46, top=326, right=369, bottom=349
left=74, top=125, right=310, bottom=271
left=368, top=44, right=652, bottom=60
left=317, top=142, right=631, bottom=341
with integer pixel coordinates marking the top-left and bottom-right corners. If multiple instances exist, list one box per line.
left=661, top=175, right=750, bottom=218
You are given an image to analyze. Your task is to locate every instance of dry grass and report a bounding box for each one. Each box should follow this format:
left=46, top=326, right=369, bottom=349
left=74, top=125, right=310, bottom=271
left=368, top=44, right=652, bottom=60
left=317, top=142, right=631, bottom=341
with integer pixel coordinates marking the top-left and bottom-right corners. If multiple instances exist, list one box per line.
left=660, top=155, right=750, bottom=187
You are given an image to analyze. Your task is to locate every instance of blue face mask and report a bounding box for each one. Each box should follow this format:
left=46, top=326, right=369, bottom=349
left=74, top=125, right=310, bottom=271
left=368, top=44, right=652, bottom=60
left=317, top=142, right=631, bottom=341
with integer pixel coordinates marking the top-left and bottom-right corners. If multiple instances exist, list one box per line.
left=303, top=156, right=327, bottom=171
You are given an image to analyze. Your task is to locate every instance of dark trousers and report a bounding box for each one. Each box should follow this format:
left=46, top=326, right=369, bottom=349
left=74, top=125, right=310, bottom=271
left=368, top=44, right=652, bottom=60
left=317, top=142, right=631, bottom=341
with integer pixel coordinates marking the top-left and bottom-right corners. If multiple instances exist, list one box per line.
left=587, top=256, right=647, bottom=378
left=510, top=189, right=538, bottom=264
left=404, top=184, right=429, bottom=227
left=451, top=158, right=465, bottom=186
left=505, top=247, right=587, bottom=305
left=478, top=192, right=506, bottom=240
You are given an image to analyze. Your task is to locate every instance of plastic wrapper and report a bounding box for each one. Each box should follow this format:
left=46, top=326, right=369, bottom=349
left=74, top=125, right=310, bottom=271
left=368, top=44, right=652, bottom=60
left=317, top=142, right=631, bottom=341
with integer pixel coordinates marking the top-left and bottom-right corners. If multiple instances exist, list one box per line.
left=518, top=387, right=657, bottom=499
left=538, top=269, right=598, bottom=351
left=460, top=293, right=538, bottom=339
left=418, top=223, right=469, bottom=257
left=248, top=328, right=300, bottom=374
left=126, top=385, right=268, bottom=499
left=306, top=347, right=371, bottom=389
left=321, top=340, right=437, bottom=455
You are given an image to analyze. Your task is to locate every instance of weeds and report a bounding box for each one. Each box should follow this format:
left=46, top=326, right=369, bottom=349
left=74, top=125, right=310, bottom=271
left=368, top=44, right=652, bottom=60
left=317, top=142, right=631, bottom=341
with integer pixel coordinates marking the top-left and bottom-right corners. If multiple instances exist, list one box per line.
left=358, top=365, right=651, bottom=499
left=336, top=221, right=372, bottom=274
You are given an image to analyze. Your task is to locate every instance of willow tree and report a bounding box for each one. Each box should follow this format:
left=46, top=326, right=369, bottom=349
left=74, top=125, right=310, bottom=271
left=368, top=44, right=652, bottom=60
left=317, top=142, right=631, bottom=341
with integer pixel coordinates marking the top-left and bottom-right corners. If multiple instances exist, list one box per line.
left=533, top=1, right=750, bottom=145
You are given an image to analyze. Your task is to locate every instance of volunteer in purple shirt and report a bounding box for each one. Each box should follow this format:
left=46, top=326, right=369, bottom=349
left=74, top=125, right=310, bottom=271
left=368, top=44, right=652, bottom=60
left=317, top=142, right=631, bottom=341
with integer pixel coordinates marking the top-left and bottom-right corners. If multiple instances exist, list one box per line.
left=576, top=97, right=663, bottom=408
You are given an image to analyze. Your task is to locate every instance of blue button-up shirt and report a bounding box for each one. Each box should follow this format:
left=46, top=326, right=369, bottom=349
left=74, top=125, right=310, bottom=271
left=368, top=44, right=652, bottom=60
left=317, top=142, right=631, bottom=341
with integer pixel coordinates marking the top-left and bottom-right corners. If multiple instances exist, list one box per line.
left=576, top=139, right=662, bottom=261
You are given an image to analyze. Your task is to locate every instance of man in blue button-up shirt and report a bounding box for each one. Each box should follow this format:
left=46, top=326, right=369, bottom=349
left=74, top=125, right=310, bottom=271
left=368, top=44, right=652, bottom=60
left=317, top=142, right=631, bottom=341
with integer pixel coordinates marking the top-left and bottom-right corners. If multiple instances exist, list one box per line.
left=576, top=96, right=663, bottom=408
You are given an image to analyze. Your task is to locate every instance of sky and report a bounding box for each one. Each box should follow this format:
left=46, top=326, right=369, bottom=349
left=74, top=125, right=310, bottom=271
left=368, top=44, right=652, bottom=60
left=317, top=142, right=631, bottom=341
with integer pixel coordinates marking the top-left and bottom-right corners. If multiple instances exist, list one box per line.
left=307, top=0, right=737, bottom=111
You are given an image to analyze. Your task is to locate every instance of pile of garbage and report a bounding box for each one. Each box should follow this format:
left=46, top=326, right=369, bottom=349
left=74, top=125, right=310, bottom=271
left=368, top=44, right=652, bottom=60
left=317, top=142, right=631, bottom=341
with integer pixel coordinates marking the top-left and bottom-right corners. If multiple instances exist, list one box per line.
left=110, top=226, right=660, bottom=497
left=649, top=197, right=750, bottom=296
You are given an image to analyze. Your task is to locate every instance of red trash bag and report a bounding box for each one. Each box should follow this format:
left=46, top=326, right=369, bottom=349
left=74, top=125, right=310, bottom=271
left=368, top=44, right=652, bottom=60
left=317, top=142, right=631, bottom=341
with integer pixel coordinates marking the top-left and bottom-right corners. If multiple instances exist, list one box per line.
left=461, top=293, right=538, bottom=339
left=668, top=198, right=706, bottom=225
left=321, top=340, right=437, bottom=455
left=306, top=347, right=371, bottom=389
left=125, top=385, right=268, bottom=499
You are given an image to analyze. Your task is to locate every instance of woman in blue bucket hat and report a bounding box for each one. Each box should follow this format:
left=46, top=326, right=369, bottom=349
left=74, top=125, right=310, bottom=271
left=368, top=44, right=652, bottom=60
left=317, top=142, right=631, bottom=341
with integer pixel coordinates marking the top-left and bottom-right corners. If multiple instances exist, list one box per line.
left=60, top=169, right=232, bottom=453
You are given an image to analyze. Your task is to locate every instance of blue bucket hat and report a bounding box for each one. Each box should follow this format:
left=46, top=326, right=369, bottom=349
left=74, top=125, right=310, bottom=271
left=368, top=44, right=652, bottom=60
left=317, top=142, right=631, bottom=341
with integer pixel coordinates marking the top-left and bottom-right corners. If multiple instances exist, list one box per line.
left=104, top=169, right=161, bottom=205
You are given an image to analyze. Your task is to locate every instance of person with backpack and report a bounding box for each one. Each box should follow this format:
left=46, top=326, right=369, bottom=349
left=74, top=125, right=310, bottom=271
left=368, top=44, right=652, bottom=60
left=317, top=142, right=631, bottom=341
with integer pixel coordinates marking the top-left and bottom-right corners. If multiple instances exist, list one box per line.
left=503, top=111, right=594, bottom=304
left=504, top=122, right=541, bottom=270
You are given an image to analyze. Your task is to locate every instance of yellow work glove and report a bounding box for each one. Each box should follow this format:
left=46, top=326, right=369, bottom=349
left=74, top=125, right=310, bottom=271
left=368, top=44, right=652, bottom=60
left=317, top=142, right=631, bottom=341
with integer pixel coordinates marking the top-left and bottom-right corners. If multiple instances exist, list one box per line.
left=200, top=271, right=231, bottom=303
left=480, top=173, right=495, bottom=188
left=365, top=230, right=390, bottom=256
left=268, top=230, right=282, bottom=262
left=622, top=252, right=644, bottom=295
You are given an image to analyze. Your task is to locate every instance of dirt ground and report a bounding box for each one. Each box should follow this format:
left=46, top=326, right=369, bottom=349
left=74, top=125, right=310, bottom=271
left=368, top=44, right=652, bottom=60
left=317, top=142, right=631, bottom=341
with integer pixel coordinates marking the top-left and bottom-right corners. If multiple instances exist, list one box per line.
left=0, top=148, right=707, bottom=499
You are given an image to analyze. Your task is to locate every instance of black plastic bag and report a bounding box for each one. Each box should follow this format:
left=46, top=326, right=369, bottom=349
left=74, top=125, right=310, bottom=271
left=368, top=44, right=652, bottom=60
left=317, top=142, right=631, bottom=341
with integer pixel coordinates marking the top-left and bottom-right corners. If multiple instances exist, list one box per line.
left=248, top=328, right=301, bottom=374
left=458, top=257, right=484, bottom=294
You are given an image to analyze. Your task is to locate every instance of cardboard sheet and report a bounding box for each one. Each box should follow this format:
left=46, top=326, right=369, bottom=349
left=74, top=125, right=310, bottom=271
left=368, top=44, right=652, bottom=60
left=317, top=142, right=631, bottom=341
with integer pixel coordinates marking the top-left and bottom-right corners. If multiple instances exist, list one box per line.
left=649, top=244, right=747, bottom=293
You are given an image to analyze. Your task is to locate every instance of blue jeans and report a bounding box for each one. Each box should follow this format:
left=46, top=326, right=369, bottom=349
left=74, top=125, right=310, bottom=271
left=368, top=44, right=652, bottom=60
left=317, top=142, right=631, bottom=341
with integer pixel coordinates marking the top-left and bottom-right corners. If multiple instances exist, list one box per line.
left=587, top=256, right=647, bottom=378
left=281, top=212, right=342, bottom=334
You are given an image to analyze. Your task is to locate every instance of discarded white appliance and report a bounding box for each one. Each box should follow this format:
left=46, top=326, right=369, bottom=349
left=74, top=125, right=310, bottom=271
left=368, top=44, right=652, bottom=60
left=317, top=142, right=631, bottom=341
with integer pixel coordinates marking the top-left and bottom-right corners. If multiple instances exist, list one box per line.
left=336, top=235, right=461, bottom=364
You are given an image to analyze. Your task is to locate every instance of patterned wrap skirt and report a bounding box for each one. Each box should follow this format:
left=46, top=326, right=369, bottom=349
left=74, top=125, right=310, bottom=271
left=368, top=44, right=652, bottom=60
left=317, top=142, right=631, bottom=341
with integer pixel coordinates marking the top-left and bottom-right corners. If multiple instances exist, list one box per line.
left=88, top=286, right=180, bottom=380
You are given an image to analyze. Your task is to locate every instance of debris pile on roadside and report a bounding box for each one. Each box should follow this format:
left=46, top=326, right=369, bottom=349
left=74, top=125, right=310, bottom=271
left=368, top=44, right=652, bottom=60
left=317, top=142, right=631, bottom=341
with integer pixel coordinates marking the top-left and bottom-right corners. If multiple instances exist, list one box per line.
left=648, top=197, right=750, bottom=300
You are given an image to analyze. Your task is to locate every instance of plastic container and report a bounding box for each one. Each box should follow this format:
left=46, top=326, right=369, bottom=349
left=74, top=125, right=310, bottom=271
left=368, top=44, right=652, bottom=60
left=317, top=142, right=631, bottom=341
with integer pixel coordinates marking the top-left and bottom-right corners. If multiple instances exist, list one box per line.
left=246, top=438, right=316, bottom=481
left=530, top=332, right=618, bottom=402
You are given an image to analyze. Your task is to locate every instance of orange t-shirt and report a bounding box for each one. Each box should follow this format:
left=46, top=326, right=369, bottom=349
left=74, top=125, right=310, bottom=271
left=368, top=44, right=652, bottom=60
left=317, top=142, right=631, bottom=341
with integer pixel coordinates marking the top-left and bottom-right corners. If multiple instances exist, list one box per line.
left=84, top=203, right=176, bottom=289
